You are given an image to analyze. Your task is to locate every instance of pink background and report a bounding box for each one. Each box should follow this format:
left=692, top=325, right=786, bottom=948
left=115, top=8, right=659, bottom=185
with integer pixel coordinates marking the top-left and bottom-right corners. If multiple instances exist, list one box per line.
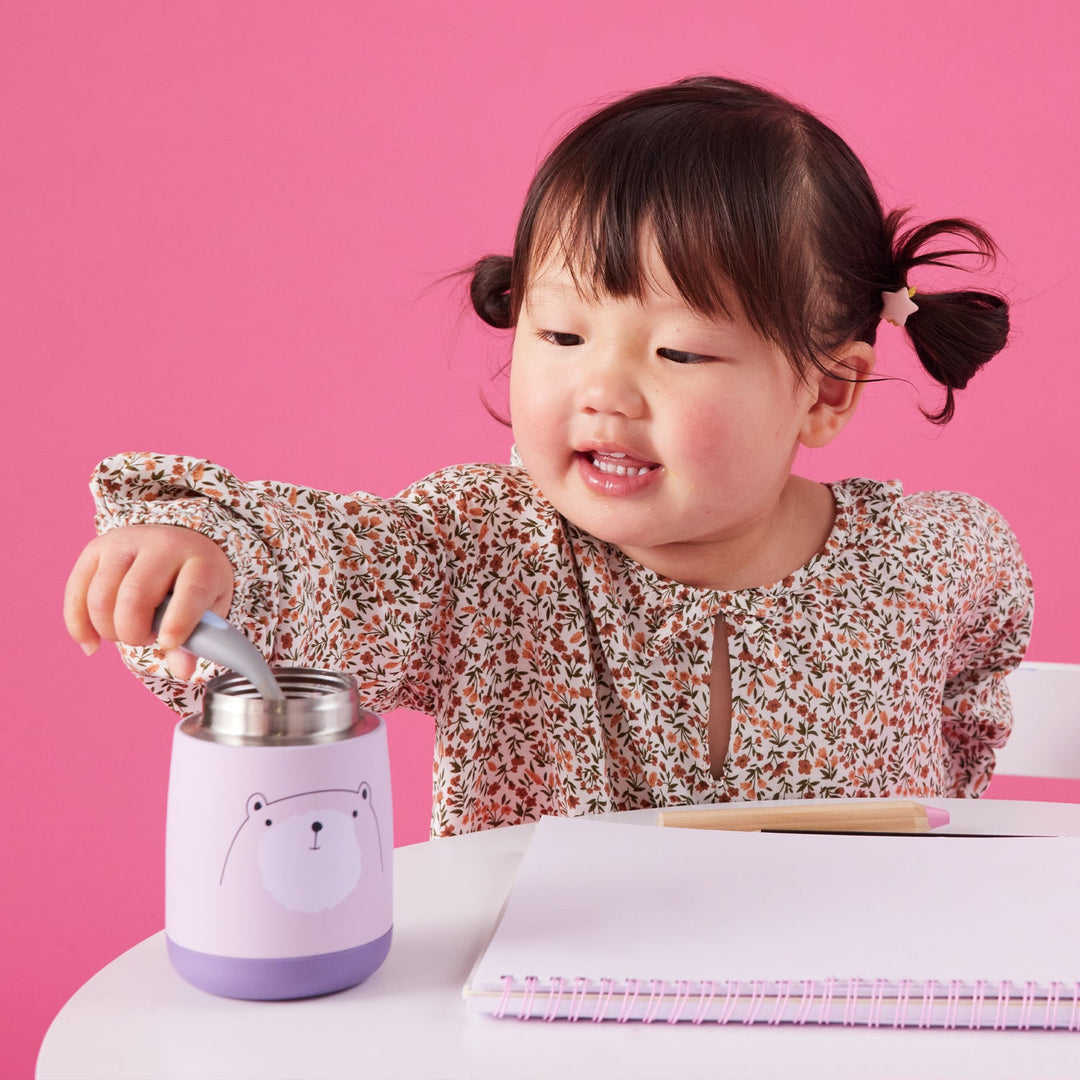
left=4, top=2, right=1077, bottom=1075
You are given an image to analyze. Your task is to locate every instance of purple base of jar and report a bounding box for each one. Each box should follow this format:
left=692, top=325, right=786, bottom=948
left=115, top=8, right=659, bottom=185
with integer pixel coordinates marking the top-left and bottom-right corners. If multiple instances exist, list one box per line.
left=166, top=927, right=393, bottom=1000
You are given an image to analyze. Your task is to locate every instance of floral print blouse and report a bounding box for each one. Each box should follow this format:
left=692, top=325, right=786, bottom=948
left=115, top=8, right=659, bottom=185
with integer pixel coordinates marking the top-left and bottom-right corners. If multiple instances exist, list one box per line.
left=91, top=454, right=1033, bottom=837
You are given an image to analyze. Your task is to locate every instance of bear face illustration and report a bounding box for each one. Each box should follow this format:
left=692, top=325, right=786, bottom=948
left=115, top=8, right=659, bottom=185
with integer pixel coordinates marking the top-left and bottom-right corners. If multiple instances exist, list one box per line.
left=221, top=782, right=384, bottom=914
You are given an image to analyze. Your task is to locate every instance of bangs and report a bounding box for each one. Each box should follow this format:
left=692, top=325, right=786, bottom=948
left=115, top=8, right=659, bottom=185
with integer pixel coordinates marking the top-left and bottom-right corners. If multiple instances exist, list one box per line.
left=524, top=134, right=736, bottom=319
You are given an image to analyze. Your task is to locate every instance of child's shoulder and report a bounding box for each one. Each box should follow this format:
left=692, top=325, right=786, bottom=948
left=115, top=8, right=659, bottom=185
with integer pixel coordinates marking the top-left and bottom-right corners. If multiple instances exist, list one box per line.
left=401, top=461, right=537, bottom=498
left=833, top=477, right=1024, bottom=565
left=398, top=462, right=556, bottom=524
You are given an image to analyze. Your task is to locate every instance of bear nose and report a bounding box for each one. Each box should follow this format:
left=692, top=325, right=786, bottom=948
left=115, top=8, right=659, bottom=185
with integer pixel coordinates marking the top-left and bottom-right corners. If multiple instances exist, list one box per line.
left=311, top=821, right=323, bottom=834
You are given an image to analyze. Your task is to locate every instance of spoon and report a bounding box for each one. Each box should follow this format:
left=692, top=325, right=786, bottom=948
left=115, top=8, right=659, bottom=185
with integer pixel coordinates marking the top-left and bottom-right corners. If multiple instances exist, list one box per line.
left=153, top=598, right=286, bottom=701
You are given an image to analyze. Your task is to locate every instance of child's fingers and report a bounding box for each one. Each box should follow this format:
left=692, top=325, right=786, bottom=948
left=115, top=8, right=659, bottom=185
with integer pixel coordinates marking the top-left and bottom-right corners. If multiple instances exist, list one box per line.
left=81, top=543, right=149, bottom=647
left=66, top=534, right=168, bottom=651
left=164, top=647, right=198, bottom=681
left=109, top=548, right=178, bottom=648
left=155, top=558, right=234, bottom=653
left=63, top=525, right=235, bottom=675
left=63, top=543, right=103, bottom=654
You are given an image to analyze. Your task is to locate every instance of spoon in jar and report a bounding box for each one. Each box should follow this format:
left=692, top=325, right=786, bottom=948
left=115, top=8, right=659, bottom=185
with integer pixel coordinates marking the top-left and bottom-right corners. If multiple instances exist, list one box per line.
left=152, top=598, right=286, bottom=701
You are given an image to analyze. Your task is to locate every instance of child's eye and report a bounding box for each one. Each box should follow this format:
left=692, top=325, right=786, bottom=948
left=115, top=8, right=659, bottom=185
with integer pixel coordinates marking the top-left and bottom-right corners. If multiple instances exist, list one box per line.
left=539, top=330, right=584, bottom=347
left=657, top=347, right=714, bottom=365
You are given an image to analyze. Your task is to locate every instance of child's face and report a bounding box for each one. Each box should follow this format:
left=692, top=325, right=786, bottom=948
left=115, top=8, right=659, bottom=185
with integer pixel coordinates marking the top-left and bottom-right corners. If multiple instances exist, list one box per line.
left=509, top=244, right=833, bottom=586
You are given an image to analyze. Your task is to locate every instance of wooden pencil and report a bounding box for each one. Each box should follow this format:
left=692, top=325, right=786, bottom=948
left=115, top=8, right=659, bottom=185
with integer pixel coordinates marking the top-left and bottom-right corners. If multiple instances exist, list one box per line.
left=658, top=799, right=949, bottom=834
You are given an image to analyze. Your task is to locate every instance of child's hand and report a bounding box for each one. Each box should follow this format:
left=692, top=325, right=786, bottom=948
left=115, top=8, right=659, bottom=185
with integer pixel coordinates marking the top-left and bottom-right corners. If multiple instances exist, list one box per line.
left=63, top=524, right=235, bottom=680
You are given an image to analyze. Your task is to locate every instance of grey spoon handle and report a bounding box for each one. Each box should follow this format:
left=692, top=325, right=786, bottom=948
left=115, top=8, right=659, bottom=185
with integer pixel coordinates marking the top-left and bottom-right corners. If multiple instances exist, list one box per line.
left=152, top=599, right=285, bottom=701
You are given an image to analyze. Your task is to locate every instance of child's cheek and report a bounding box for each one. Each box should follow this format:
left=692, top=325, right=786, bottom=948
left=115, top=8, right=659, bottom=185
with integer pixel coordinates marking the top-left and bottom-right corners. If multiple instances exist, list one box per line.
left=668, top=404, right=735, bottom=477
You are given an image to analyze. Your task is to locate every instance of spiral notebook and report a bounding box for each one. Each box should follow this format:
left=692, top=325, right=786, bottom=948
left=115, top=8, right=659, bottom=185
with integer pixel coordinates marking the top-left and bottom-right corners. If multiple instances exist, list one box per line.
left=464, top=816, right=1080, bottom=1030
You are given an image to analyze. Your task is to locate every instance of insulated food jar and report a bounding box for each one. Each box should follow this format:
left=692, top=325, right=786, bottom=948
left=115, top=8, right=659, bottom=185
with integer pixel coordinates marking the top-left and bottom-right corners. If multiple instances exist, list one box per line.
left=164, top=668, right=393, bottom=1000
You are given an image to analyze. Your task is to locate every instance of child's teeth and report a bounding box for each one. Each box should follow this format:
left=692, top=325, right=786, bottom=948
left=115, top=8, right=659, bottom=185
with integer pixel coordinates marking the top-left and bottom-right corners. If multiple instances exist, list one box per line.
left=590, top=453, right=651, bottom=476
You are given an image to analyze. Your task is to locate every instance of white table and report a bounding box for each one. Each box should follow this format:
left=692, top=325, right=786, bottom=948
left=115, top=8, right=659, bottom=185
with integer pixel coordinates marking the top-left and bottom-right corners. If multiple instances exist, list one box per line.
left=37, top=800, right=1080, bottom=1080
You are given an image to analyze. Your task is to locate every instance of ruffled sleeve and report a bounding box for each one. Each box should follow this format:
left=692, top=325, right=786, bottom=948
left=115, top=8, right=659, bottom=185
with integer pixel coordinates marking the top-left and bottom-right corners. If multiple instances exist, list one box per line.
left=91, top=452, right=459, bottom=719
left=935, top=494, right=1034, bottom=795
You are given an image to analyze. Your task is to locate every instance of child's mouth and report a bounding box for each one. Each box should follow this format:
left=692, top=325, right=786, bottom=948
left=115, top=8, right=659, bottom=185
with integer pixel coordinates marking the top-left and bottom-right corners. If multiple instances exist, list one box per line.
left=577, top=450, right=661, bottom=494
left=587, top=451, right=658, bottom=477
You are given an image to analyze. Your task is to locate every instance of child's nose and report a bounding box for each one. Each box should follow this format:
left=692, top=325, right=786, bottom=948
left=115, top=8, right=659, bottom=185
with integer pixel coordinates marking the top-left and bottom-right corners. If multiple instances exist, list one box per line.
left=576, top=354, right=646, bottom=419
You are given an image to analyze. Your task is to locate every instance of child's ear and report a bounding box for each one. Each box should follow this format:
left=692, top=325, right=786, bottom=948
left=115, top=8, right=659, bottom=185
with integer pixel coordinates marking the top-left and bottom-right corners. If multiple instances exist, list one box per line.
left=799, top=341, right=876, bottom=449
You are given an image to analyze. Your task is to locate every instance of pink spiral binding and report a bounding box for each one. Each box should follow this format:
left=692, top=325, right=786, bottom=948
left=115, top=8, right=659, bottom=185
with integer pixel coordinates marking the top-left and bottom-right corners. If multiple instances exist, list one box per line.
left=944, top=980, right=962, bottom=1029
left=520, top=974, right=538, bottom=1021
left=794, top=980, right=815, bottom=1026
left=668, top=980, right=692, bottom=1024
left=843, top=978, right=861, bottom=1027
left=818, top=977, right=836, bottom=1025
left=1044, top=981, right=1060, bottom=1031
left=1018, top=980, right=1038, bottom=1031
left=542, top=976, right=565, bottom=1022
left=492, top=973, right=1080, bottom=1030
left=692, top=980, right=717, bottom=1025
left=993, top=980, right=1011, bottom=1031
left=568, top=976, right=588, bottom=1022
left=969, top=979, right=986, bottom=1030
left=642, top=980, right=666, bottom=1024
left=768, top=981, right=792, bottom=1026
left=617, top=978, right=641, bottom=1023
left=867, top=979, right=886, bottom=1028
left=743, top=981, right=767, bottom=1025
left=717, top=980, right=741, bottom=1024
left=495, top=974, right=513, bottom=1018
left=593, top=977, right=614, bottom=1022
left=894, top=979, right=911, bottom=1029
left=918, top=979, right=936, bottom=1029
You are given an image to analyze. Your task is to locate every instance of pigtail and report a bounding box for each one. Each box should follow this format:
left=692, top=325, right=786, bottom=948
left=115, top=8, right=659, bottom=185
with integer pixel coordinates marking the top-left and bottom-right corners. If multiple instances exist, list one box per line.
left=885, top=211, right=1009, bottom=424
left=469, top=255, right=514, bottom=329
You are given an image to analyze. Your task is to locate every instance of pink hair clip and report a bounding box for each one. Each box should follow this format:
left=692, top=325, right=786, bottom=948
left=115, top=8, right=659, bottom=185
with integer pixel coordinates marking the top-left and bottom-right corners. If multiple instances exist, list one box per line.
left=881, top=286, right=918, bottom=328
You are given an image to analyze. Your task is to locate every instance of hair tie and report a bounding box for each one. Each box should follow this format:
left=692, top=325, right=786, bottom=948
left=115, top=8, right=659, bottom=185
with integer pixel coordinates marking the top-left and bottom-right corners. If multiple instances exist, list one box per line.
left=881, top=286, right=918, bottom=328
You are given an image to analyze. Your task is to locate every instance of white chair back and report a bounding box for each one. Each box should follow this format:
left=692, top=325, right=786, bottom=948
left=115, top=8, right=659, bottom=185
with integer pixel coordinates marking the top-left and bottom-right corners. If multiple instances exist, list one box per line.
left=995, top=662, right=1080, bottom=779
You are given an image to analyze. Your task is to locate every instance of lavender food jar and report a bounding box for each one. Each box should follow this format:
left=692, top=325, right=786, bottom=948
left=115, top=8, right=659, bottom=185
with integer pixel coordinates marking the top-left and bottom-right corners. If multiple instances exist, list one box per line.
left=164, top=669, right=393, bottom=1000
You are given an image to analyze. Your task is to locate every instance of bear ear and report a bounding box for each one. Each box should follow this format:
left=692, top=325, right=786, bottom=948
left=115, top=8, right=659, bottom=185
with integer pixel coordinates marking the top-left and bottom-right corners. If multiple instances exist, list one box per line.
left=246, top=792, right=270, bottom=817
left=358, top=782, right=371, bottom=801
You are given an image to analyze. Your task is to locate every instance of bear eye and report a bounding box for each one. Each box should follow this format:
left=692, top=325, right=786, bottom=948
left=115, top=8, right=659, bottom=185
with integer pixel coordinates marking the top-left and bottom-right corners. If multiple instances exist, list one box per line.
left=264, top=819, right=273, bottom=827
left=352, top=810, right=358, bottom=818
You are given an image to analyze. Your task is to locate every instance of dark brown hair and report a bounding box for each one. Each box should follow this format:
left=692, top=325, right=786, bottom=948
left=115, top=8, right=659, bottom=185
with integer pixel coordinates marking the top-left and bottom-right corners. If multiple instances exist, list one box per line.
left=470, top=76, right=1008, bottom=424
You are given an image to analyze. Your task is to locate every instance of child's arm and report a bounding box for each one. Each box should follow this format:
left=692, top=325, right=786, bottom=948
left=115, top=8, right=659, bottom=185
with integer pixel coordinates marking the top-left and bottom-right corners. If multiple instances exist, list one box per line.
left=937, top=496, right=1034, bottom=795
left=66, top=451, right=465, bottom=719
left=63, top=523, right=235, bottom=680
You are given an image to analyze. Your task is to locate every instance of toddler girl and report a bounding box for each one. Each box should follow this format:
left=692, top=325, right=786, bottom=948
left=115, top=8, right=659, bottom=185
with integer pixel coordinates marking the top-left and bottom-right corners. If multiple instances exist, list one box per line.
left=64, top=76, right=1032, bottom=836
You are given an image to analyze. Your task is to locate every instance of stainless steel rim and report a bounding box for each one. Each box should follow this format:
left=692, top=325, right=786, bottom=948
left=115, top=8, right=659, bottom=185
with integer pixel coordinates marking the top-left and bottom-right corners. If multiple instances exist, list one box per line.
left=181, top=667, right=377, bottom=745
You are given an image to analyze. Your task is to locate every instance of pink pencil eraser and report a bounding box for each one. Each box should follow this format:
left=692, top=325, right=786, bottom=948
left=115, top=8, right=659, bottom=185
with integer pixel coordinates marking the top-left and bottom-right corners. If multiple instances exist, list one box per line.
left=926, top=806, right=951, bottom=830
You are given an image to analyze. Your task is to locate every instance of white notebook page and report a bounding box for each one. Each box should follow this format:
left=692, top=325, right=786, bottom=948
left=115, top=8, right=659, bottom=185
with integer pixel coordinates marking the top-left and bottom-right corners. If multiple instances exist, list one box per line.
left=467, top=816, right=1080, bottom=992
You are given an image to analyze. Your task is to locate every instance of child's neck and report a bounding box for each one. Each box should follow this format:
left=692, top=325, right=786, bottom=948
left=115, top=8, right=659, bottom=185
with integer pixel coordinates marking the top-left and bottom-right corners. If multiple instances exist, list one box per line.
left=620, top=476, right=835, bottom=592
